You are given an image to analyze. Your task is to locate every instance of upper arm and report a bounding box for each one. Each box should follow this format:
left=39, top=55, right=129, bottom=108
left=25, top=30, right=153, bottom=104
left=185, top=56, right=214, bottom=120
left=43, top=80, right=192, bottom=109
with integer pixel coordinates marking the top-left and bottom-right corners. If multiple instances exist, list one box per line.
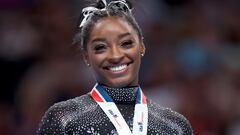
left=36, top=104, right=67, bottom=135
left=165, top=108, right=193, bottom=135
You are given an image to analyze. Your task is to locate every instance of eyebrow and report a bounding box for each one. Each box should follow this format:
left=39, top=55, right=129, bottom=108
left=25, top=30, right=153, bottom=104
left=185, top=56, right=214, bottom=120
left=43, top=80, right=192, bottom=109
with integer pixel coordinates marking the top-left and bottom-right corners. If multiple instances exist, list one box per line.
left=91, top=38, right=106, bottom=43
left=118, top=32, right=131, bottom=39
left=90, top=32, right=132, bottom=44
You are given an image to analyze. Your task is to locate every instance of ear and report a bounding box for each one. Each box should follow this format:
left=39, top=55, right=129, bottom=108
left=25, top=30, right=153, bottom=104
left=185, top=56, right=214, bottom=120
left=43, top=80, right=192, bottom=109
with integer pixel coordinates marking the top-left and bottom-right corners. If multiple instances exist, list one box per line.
left=82, top=50, right=90, bottom=67
left=140, top=40, right=146, bottom=57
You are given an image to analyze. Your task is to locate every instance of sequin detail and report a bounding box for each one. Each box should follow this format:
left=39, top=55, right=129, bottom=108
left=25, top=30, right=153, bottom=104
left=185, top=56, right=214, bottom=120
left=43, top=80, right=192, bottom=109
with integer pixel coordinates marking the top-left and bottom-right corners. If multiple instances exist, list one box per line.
left=103, top=85, right=138, bottom=103
left=37, top=86, right=193, bottom=135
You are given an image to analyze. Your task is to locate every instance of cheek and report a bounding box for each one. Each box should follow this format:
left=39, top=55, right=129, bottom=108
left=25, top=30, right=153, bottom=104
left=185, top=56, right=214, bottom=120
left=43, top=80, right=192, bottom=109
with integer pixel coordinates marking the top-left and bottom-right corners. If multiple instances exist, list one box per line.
left=89, top=53, right=106, bottom=70
left=129, top=46, right=142, bottom=62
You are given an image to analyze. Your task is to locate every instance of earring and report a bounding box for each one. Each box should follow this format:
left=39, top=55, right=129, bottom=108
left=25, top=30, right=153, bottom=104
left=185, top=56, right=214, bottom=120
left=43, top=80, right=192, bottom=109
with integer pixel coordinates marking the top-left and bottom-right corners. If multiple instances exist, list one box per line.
left=85, top=61, right=90, bottom=67
left=141, top=53, right=144, bottom=57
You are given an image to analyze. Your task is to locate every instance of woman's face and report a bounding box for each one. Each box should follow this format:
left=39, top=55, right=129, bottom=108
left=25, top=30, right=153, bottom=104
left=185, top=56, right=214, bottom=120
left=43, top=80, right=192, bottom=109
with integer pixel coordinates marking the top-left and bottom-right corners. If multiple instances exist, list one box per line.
left=84, top=16, right=145, bottom=87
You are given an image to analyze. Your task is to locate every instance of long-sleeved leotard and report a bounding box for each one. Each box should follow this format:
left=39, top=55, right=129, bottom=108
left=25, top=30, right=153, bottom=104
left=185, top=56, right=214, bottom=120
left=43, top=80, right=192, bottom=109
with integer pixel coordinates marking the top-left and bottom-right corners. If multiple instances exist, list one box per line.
left=37, top=86, right=193, bottom=135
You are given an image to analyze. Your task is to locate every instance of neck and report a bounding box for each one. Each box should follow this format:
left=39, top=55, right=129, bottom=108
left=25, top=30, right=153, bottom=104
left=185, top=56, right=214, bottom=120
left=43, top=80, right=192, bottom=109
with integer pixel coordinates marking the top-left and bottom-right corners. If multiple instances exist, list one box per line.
left=100, top=84, right=139, bottom=104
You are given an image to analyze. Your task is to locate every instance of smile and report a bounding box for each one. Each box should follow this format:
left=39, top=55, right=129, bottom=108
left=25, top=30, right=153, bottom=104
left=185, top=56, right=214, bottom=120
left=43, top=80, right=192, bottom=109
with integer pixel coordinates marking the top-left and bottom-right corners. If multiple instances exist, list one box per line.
left=109, top=64, right=127, bottom=72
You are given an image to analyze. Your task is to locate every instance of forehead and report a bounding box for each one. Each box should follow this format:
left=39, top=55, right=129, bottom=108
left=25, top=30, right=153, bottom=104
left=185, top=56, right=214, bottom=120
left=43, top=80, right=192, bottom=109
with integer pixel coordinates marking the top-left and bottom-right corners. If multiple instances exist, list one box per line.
left=89, top=16, right=138, bottom=38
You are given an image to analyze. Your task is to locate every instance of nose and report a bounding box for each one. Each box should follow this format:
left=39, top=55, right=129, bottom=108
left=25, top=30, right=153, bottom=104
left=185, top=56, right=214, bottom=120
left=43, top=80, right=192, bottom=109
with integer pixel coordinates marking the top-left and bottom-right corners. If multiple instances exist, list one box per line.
left=108, top=45, right=124, bottom=63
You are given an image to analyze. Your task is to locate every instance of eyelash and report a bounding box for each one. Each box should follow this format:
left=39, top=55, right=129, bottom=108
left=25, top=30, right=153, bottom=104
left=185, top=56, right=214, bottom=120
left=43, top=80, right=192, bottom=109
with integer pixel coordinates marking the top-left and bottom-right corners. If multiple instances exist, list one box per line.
left=93, top=40, right=134, bottom=53
left=94, top=44, right=107, bottom=53
left=121, top=40, right=134, bottom=48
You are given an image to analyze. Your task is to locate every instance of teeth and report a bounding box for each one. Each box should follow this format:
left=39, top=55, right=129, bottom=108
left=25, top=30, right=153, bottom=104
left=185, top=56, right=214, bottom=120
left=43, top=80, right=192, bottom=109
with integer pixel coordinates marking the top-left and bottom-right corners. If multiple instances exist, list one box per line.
left=109, top=64, right=127, bottom=72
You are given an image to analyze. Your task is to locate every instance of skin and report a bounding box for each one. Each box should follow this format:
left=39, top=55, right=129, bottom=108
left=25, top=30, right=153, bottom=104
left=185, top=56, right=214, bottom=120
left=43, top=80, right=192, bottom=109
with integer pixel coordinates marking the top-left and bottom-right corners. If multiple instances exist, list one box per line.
left=83, top=16, right=145, bottom=88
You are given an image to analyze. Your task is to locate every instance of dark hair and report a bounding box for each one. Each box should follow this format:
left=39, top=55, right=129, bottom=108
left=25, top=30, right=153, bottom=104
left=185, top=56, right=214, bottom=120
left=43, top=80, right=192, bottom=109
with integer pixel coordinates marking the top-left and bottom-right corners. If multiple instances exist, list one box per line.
left=73, top=0, right=143, bottom=50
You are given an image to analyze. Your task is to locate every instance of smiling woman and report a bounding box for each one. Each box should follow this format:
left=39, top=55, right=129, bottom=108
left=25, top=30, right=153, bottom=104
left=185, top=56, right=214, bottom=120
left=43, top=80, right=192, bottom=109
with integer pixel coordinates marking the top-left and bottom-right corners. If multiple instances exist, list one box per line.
left=37, top=0, right=193, bottom=135
left=85, top=16, right=144, bottom=88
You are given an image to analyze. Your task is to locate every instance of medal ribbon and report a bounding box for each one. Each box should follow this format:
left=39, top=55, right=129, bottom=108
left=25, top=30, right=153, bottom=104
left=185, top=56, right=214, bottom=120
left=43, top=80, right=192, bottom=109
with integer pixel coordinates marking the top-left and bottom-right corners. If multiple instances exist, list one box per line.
left=90, top=83, right=148, bottom=135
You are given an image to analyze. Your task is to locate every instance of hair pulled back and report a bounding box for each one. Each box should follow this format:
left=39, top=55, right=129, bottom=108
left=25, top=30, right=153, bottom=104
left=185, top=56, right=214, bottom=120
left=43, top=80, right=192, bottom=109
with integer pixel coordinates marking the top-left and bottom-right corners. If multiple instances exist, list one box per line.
left=73, top=0, right=143, bottom=51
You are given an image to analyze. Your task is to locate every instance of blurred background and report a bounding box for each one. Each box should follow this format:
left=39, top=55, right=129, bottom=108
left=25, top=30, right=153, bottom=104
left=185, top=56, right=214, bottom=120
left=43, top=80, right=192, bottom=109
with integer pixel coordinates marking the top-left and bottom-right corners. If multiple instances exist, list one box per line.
left=0, top=0, right=240, bottom=134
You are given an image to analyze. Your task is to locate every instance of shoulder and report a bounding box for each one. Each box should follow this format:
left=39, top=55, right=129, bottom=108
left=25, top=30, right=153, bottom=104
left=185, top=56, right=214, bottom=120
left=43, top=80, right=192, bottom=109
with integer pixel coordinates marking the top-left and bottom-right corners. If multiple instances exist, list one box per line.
left=37, top=94, right=97, bottom=135
left=44, top=94, right=95, bottom=118
left=148, top=99, right=193, bottom=135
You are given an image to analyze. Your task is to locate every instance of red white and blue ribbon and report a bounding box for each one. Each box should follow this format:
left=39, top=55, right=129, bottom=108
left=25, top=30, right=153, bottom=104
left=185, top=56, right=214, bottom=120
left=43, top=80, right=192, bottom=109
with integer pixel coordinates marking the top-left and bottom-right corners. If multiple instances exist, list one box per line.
left=90, top=83, right=148, bottom=135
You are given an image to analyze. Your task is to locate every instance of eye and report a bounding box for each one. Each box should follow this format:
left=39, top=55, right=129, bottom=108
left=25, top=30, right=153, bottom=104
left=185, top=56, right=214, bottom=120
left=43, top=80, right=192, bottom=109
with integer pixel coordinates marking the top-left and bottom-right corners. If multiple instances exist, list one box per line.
left=121, top=40, right=134, bottom=48
left=94, top=44, right=107, bottom=53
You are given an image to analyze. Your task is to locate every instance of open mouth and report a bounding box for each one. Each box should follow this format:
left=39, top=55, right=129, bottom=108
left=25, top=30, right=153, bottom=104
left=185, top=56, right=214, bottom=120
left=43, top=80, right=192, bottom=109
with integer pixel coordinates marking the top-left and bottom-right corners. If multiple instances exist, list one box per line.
left=103, top=62, right=132, bottom=73
left=109, top=64, right=127, bottom=72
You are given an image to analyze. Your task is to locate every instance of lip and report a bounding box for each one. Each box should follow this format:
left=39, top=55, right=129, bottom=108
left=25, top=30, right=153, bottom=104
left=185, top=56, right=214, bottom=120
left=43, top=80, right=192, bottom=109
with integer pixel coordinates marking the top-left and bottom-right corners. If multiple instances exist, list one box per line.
left=103, top=62, right=132, bottom=75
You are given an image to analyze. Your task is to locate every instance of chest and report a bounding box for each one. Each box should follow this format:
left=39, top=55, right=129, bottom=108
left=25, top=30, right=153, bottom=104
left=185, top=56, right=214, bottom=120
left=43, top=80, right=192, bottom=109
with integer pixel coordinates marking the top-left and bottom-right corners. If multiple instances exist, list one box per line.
left=63, top=106, right=181, bottom=135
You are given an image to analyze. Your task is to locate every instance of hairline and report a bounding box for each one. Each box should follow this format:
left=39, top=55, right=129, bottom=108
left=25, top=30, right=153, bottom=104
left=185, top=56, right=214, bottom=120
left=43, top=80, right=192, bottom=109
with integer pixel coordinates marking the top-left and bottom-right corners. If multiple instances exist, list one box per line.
left=82, top=15, right=143, bottom=51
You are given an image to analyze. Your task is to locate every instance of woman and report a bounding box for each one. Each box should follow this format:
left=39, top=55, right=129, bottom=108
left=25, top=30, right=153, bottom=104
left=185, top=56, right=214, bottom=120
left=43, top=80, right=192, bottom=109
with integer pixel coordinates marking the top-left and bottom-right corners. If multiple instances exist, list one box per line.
left=37, top=0, right=193, bottom=134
